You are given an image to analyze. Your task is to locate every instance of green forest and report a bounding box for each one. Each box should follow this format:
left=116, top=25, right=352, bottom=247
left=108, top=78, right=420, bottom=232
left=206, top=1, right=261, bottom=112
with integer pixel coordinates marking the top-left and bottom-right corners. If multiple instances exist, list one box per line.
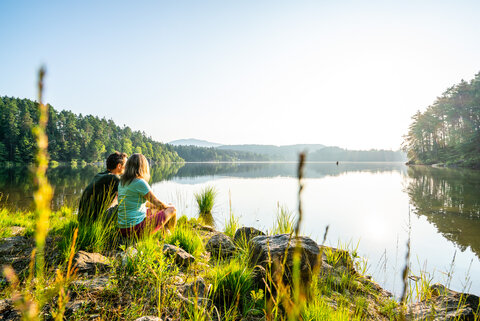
left=0, top=96, right=269, bottom=164
left=174, top=145, right=267, bottom=162
left=0, top=96, right=182, bottom=164
left=403, top=72, right=480, bottom=168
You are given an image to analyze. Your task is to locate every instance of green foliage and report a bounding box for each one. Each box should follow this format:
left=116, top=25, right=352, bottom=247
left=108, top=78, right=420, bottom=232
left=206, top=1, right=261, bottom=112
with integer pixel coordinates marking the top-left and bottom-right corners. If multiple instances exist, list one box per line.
left=195, top=186, right=217, bottom=216
left=271, top=203, right=295, bottom=235
left=224, top=211, right=239, bottom=239
left=379, top=298, right=399, bottom=320
left=174, top=145, right=268, bottom=162
left=208, top=259, right=255, bottom=312
left=404, top=72, right=480, bottom=168
left=164, top=225, right=204, bottom=257
left=0, top=96, right=183, bottom=164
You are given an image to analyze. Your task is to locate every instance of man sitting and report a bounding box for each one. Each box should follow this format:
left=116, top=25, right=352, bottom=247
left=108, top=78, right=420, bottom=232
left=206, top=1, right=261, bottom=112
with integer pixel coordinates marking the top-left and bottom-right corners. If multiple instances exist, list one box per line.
left=78, top=152, right=127, bottom=225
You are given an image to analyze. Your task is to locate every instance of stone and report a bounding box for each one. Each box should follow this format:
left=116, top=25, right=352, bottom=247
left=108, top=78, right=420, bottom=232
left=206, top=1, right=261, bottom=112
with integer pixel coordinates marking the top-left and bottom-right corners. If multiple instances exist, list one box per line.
left=9, top=226, right=25, bottom=237
left=205, top=233, right=237, bottom=259
left=74, top=251, right=111, bottom=275
left=119, top=246, right=138, bottom=267
left=0, top=299, right=20, bottom=321
left=134, top=317, right=162, bottom=321
left=64, top=300, right=89, bottom=318
left=319, top=245, right=356, bottom=274
left=177, top=277, right=210, bottom=299
left=72, top=276, right=109, bottom=292
left=406, top=283, right=480, bottom=321
left=0, top=236, right=34, bottom=275
left=233, top=227, right=265, bottom=245
left=163, top=244, right=195, bottom=267
left=249, top=234, right=321, bottom=288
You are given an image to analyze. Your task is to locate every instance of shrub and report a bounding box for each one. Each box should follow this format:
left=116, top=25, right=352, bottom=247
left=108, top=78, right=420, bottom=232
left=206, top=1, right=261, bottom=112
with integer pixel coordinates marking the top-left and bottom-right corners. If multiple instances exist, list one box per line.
left=209, top=259, right=255, bottom=312
left=164, top=225, right=203, bottom=256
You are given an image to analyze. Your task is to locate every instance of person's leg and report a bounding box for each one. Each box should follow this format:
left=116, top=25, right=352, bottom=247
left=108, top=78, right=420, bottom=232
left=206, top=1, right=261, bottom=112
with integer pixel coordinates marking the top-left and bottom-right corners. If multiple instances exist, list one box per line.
left=163, top=206, right=177, bottom=232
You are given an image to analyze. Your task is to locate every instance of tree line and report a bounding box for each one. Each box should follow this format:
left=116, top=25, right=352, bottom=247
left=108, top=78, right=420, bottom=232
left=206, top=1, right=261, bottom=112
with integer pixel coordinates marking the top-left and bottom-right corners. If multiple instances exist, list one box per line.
left=403, top=72, right=480, bottom=168
left=0, top=96, right=182, bottom=164
left=174, top=145, right=268, bottom=162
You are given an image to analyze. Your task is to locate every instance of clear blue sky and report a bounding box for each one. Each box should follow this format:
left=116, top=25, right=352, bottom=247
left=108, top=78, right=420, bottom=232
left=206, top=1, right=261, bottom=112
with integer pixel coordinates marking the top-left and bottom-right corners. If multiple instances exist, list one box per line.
left=1, top=0, right=479, bottom=149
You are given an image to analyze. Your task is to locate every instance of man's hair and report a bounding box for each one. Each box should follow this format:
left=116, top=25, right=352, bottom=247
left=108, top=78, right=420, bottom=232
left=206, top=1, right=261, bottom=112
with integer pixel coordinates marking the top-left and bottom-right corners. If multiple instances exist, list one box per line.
left=106, top=152, right=127, bottom=170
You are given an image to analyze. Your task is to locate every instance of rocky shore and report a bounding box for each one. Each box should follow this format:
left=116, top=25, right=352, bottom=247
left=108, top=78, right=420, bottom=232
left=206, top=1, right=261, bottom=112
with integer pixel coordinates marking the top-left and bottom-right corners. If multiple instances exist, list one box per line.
left=1, top=223, right=479, bottom=320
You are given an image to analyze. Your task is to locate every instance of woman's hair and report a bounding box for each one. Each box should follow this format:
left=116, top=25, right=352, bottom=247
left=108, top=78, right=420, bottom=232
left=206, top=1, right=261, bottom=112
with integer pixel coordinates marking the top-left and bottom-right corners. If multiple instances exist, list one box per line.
left=120, top=153, right=150, bottom=186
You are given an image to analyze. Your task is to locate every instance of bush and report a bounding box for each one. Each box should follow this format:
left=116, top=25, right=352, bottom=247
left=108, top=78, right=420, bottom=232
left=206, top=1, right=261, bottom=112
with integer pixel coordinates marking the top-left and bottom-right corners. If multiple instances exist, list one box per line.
left=209, top=259, right=255, bottom=312
left=164, top=225, right=203, bottom=256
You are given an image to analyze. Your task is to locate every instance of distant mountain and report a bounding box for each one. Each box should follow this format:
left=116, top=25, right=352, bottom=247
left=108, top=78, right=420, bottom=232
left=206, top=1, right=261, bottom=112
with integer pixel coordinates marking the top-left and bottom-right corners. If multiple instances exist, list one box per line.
left=169, top=138, right=407, bottom=162
left=169, top=138, right=222, bottom=148
left=309, top=146, right=407, bottom=162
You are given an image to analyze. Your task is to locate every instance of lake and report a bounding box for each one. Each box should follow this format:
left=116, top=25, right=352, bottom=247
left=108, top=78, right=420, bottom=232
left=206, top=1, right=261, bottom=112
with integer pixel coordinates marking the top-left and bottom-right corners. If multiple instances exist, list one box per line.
left=1, top=161, right=479, bottom=297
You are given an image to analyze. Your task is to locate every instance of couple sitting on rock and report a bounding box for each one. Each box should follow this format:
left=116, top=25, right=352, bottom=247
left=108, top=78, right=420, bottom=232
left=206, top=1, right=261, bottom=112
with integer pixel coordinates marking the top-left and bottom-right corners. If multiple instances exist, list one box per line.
left=78, top=152, right=176, bottom=237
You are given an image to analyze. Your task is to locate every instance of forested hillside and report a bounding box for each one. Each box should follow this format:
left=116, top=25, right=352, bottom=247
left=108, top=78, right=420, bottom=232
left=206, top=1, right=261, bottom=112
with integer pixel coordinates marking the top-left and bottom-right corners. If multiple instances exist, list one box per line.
left=0, top=96, right=182, bottom=163
left=403, top=72, right=480, bottom=168
left=309, top=147, right=406, bottom=162
left=174, top=145, right=268, bottom=162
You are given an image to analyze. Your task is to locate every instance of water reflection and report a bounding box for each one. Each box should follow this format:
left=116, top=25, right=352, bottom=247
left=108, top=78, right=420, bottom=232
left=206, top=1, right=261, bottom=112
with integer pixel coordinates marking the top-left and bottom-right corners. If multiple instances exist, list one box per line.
left=0, top=162, right=184, bottom=210
left=174, top=162, right=407, bottom=179
left=199, top=212, right=215, bottom=227
left=406, top=166, right=480, bottom=258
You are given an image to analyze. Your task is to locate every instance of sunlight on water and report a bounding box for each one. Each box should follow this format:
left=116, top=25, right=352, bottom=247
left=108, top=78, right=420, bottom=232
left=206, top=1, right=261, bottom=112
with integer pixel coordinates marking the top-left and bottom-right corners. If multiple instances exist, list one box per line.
left=149, top=163, right=480, bottom=297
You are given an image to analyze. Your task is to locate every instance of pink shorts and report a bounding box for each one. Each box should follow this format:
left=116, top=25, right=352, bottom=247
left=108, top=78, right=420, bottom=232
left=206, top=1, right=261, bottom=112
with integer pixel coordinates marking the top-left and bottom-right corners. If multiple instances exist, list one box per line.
left=119, top=208, right=166, bottom=238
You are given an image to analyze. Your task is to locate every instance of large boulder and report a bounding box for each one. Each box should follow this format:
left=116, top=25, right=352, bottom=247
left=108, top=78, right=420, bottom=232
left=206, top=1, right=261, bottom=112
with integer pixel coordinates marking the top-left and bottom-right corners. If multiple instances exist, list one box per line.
left=233, top=227, right=265, bottom=245
left=74, top=251, right=111, bottom=275
left=163, top=244, right=195, bottom=267
left=249, top=234, right=321, bottom=288
left=205, top=233, right=236, bottom=259
left=406, top=283, right=480, bottom=321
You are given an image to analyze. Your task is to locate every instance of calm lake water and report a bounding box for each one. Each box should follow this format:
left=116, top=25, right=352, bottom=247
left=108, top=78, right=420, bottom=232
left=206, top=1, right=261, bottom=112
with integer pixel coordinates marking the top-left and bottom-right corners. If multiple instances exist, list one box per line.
left=1, top=162, right=480, bottom=297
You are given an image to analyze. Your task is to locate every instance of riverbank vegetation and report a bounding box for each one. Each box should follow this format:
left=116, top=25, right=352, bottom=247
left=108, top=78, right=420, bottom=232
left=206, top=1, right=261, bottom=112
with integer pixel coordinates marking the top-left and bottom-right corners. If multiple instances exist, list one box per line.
left=403, top=72, right=480, bottom=168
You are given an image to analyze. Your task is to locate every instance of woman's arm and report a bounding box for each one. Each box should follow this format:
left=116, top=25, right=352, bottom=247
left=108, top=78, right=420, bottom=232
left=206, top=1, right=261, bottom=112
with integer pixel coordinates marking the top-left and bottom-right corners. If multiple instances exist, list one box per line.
left=144, top=191, right=168, bottom=210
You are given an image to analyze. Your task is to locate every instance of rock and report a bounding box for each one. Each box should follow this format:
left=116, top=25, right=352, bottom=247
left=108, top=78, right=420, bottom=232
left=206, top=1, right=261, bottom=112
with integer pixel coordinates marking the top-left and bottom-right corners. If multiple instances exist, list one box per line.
left=193, top=223, right=216, bottom=232
left=233, top=227, right=265, bottom=245
left=64, top=300, right=89, bottom=318
left=249, top=234, right=321, bottom=288
left=0, top=236, right=34, bottom=274
left=74, top=251, right=111, bottom=275
left=205, top=233, right=237, bottom=259
left=163, top=244, right=195, bottom=267
left=177, top=277, right=210, bottom=299
left=406, top=283, right=480, bottom=321
left=319, top=245, right=356, bottom=274
left=134, top=317, right=162, bottom=321
left=71, top=276, right=109, bottom=292
left=119, top=246, right=138, bottom=267
left=0, top=299, right=20, bottom=321
left=9, top=226, right=25, bottom=237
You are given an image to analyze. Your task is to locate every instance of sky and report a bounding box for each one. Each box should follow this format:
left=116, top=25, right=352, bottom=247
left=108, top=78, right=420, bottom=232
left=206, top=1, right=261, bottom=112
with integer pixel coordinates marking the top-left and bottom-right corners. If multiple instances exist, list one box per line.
left=1, top=0, right=480, bottom=150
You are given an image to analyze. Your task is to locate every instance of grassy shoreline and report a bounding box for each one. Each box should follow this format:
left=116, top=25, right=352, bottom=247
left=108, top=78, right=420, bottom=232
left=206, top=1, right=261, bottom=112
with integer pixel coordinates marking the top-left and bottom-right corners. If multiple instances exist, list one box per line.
left=2, top=205, right=478, bottom=320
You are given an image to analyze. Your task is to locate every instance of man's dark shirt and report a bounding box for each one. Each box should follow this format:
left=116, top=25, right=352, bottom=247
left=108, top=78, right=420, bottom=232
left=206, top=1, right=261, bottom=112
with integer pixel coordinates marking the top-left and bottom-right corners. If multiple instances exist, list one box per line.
left=78, top=171, right=120, bottom=224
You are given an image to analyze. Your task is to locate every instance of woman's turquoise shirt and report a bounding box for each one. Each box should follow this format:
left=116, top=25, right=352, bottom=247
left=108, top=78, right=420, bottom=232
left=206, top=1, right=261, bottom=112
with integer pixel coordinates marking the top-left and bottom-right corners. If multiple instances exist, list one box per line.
left=117, top=178, right=151, bottom=228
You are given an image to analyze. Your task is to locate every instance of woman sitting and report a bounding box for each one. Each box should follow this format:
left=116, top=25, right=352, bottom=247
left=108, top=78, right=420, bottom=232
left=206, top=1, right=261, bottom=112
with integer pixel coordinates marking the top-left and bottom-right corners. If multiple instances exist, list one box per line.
left=117, top=153, right=176, bottom=237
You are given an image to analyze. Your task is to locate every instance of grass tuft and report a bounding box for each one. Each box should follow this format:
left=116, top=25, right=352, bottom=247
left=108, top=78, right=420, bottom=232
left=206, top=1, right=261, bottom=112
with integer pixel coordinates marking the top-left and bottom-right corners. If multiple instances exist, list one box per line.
left=195, top=186, right=217, bottom=216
